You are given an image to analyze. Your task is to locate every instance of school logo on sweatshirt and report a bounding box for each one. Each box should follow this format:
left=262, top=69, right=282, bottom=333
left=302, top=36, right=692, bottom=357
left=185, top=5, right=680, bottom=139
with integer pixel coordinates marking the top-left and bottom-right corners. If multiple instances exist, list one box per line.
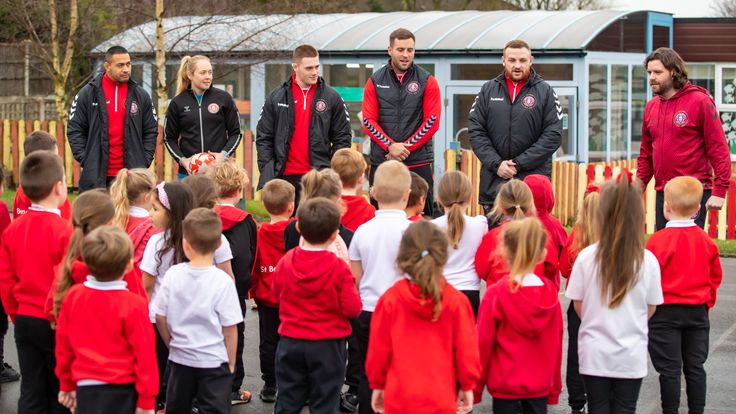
left=130, top=101, right=139, bottom=114
left=315, top=99, right=327, bottom=113
left=407, top=81, right=420, bottom=94
left=522, top=94, right=537, bottom=109
left=674, top=111, right=688, bottom=127
left=208, top=103, right=220, bottom=114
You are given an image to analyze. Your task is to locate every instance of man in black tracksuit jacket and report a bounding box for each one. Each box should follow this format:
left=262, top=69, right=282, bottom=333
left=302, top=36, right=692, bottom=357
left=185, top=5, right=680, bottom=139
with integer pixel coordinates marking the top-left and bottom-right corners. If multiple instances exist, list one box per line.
left=67, top=46, right=157, bottom=192
left=255, top=45, right=352, bottom=207
left=469, top=40, right=562, bottom=210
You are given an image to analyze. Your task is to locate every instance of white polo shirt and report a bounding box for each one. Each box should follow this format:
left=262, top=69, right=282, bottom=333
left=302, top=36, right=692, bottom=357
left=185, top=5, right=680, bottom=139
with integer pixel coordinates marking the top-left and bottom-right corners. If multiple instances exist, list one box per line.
left=140, top=231, right=233, bottom=322
left=348, top=210, right=411, bottom=312
left=431, top=214, right=488, bottom=291
left=152, top=263, right=243, bottom=368
left=566, top=244, right=663, bottom=379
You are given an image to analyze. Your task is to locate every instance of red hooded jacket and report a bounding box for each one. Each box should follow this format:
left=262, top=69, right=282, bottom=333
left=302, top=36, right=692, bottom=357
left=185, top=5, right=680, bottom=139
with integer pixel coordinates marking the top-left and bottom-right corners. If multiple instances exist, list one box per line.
left=474, top=221, right=560, bottom=289
left=341, top=195, right=376, bottom=232
left=637, top=82, right=731, bottom=197
left=366, top=279, right=481, bottom=414
left=250, top=219, right=292, bottom=307
left=475, top=276, right=562, bottom=404
left=272, top=247, right=361, bottom=340
left=523, top=175, right=568, bottom=259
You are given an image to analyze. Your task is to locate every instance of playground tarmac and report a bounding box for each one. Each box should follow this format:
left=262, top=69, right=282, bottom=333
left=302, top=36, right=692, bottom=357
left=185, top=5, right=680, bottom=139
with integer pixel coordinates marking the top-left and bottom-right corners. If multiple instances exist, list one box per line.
left=1, top=258, right=734, bottom=413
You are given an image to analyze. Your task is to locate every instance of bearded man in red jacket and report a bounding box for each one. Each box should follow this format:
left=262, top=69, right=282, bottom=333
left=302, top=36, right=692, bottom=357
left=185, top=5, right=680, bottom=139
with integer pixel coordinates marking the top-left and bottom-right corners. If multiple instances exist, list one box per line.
left=637, top=47, right=731, bottom=230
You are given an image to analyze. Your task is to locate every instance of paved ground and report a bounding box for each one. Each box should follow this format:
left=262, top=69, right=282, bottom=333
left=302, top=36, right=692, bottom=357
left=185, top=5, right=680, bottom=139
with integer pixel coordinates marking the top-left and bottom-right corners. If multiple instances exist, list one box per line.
left=1, top=259, right=734, bottom=413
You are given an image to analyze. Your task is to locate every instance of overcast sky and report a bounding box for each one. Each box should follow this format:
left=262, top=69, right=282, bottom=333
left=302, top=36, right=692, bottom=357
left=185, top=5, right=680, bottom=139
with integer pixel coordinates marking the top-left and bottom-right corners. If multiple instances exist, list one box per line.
left=613, top=0, right=721, bottom=17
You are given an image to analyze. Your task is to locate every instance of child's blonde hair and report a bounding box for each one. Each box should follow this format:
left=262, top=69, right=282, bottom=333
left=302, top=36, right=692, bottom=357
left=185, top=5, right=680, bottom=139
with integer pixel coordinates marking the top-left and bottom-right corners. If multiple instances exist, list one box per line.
left=300, top=169, right=342, bottom=203
left=437, top=171, right=472, bottom=249
left=54, top=190, right=115, bottom=317
left=571, top=185, right=601, bottom=255
left=372, top=160, right=411, bottom=205
left=492, top=179, right=536, bottom=221
left=110, top=168, right=157, bottom=229
left=182, top=174, right=217, bottom=209
left=208, top=159, right=249, bottom=199
left=177, top=55, right=210, bottom=95
left=396, top=221, right=448, bottom=321
left=502, top=217, right=547, bottom=291
left=331, top=148, right=366, bottom=188
left=664, top=176, right=703, bottom=217
left=261, top=179, right=295, bottom=216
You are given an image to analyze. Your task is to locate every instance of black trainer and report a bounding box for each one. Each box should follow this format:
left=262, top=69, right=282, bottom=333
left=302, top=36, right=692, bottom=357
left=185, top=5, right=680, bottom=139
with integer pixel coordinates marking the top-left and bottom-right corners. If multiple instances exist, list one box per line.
left=259, top=386, right=277, bottom=403
left=340, top=390, right=358, bottom=413
left=0, top=363, right=20, bottom=383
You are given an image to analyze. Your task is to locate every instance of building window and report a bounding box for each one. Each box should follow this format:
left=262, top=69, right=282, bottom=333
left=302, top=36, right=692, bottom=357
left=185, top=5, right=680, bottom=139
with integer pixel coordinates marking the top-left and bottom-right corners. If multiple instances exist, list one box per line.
left=588, top=64, right=608, bottom=162
left=451, top=64, right=503, bottom=80
left=722, top=112, right=736, bottom=155
left=534, top=64, right=574, bottom=81
left=690, top=64, right=716, bottom=97
left=610, top=65, right=629, bottom=161
left=631, top=65, right=647, bottom=157
left=722, top=67, right=736, bottom=105
left=323, top=63, right=375, bottom=139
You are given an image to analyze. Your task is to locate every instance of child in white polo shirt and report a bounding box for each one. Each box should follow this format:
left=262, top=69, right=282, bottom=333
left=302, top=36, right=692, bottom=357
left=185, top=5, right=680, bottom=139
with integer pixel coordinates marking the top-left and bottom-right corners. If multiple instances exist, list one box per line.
left=154, top=208, right=243, bottom=414
left=348, top=160, right=412, bottom=414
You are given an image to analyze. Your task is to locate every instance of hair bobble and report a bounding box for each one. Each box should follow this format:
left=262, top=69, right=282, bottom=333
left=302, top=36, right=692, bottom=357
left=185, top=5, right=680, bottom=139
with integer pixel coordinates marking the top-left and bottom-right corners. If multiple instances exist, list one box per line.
left=514, top=205, right=521, bottom=210
left=421, top=250, right=430, bottom=257
left=156, top=182, right=171, bottom=210
left=585, top=183, right=600, bottom=194
left=616, top=169, right=633, bottom=184
left=125, top=169, right=132, bottom=177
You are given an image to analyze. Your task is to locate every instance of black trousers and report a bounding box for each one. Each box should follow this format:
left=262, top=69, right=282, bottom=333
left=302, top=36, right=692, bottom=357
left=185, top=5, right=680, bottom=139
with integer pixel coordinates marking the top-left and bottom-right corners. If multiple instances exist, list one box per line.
left=257, top=301, right=281, bottom=388
left=154, top=323, right=169, bottom=406
left=369, top=163, right=434, bottom=217
left=353, top=311, right=374, bottom=414
left=233, top=294, right=247, bottom=393
left=582, top=375, right=642, bottom=414
left=460, top=290, right=480, bottom=319
left=655, top=190, right=710, bottom=231
left=648, top=304, right=710, bottom=414
left=0, top=298, right=8, bottom=365
left=345, top=320, right=361, bottom=391
left=281, top=174, right=304, bottom=216
left=14, top=315, right=69, bottom=414
left=566, top=302, right=586, bottom=411
left=493, top=396, right=547, bottom=414
left=77, top=383, right=137, bottom=414
left=275, top=336, right=347, bottom=414
left=166, top=361, right=233, bottom=414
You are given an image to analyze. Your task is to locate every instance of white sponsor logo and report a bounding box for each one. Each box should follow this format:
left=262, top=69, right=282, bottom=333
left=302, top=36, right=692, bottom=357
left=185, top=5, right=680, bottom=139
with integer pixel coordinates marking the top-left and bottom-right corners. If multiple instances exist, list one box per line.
left=375, top=84, right=390, bottom=89
left=490, top=97, right=504, bottom=101
left=277, top=103, right=289, bottom=108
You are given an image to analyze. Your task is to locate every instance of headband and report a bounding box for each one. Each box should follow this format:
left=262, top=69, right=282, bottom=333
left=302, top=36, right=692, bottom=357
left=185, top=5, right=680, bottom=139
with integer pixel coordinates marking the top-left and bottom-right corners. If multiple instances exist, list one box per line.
left=156, top=182, right=171, bottom=210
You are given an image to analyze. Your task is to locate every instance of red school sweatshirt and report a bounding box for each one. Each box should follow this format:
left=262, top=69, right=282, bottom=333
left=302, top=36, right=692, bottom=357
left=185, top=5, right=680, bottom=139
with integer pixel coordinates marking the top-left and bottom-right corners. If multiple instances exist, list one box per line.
left=341, top=195, right=376, bottom=232
left=250, top=219, right=292, bottom=307
left=475, top=276, right=563, bottom=404
left=272, top=247, right=362, bottom=340
left=559, top=227, right=580, bottom=281
left=55, top=281, right=158, bottom=410
left=14, top=185, right=72, bottom=221
left=366, top=279, right=481, bottom=414
left=646, top=224, right=722, bottom=308
left=524, top=175, right=568, bottom=259
left=128, top=218, right=161, bottom=269
left=0, top=209, right=72, bottom=321
left=474, top=221, right=560, bottom=289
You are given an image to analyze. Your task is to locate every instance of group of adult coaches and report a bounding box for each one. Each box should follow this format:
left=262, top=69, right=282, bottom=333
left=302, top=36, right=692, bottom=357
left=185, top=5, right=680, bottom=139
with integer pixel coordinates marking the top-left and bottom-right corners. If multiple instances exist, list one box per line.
left=68, top=39, right=730, bottom=229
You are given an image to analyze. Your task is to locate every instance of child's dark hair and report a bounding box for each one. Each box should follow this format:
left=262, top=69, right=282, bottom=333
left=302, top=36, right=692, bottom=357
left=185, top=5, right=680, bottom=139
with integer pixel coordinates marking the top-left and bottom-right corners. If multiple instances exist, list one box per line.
left=262, top=179, right=295, bottom=216
left=437, top=171, right=472, bottom=249
left=297, top=197, right=341, bottom=244
left=183, top=208, right=222, bottom=255
left=20, top=152, right=64, bottom=202
left=54, top=190, right=115, bottom=317
left=407, top=171, right=429, bottom=209
left=182, top=174, right=217, bottom=209
left=110, top=168, right=157, bottom=229
left=82, top=225, right=133, bottom=282
left=502, top=217, right=547, bottom=291
left=155, top=182, right=194, bottom=269
left=24, top=130, right=57, bottom=155
left=396, top=221, right=448, bottom=321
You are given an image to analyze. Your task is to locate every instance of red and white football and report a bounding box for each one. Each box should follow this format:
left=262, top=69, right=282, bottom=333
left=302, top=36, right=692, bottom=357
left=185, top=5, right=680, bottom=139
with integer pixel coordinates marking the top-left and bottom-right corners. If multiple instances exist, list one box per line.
left=188, top=152, right=217, bottom=175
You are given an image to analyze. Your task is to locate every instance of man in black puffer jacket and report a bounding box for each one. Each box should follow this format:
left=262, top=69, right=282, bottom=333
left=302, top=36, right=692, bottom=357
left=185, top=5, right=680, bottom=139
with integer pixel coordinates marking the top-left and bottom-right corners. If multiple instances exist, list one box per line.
left=255, top=44, right=352, bottom=207
left=67, top=46, right=158, bottom=192
left=469, top=40, right=562, bottom=212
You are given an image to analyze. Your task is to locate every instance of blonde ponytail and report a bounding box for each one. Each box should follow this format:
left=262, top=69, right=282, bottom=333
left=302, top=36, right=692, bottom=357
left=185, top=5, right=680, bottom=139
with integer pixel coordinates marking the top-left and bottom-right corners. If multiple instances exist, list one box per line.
left=437, top=171, right=472, bottom=249
left=176, top=55, right=210, bottom=95
left=109, top=168, right=157, bottom=229
left=492, top=179, right=536, bottom=221
left=502, top=217, right=547, bottom=291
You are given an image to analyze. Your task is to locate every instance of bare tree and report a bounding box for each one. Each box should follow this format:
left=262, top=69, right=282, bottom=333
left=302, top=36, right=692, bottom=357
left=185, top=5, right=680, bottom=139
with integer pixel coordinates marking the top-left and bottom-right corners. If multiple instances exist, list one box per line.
left=712, top=0, right=736, bottom=16
left=154, top=0, right=166, bottom=127
left=503, top=0, right=607, bottom=10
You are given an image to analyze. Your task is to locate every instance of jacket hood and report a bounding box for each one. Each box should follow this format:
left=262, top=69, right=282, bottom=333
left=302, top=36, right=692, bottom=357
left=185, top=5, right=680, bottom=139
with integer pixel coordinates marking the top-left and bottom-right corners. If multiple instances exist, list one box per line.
left=394, top=278, right=447, bottom=321
left=495, top=278, right=559, bottom=337
left=523, top=174, right=555, bottom=216
left=214, top=205, right=249, bottom=231
left=282, top=248, right=341, bottom=296
left=659, top=81, right=710, bottom=102
left=259, top=220, right=292, bottom=248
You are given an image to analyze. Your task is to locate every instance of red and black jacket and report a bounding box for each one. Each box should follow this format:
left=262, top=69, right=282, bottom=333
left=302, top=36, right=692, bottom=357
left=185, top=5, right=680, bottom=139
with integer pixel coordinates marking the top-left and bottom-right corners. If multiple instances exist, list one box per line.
left=215, top=205, right=257, bottom=303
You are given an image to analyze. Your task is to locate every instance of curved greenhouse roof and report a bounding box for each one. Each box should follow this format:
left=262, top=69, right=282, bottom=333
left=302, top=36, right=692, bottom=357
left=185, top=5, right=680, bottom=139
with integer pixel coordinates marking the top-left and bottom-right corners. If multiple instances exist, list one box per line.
left=94, top=10, right=653, bottom=56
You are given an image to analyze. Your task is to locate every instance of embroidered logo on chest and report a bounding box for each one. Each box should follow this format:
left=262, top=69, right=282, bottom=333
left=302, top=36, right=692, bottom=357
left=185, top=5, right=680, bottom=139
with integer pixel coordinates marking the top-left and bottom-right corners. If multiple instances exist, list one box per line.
left=315, top=99, right=327, bottom=113
left=208, top=103, right=220, bottom=114
left=130, top=102, right=139, bottom=114
left=674, top=111, right=688, bottom=127
left=406, top=81, right=420, bottom=94
left=521, top=94, right=536, bottom=109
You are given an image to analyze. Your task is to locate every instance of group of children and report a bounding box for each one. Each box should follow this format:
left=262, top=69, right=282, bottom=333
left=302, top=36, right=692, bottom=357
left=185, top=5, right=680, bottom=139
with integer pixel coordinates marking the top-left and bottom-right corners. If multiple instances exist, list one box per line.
left=0, top=131, right=724, bottom=414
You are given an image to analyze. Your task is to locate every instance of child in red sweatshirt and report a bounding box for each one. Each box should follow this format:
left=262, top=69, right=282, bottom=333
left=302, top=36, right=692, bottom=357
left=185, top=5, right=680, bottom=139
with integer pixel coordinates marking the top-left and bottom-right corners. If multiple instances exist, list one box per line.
left=646, top=176, right=722, bottom=414
left=523, top=174, right=568, bottom=259
left=0, top=152, right=72, bottom=413
left=249, top=178, right=294, bottom=403
left=210, top=160, right=258, bottom=404
left=366, top=220, right=480, bottom=414
left=332, top=148, right=375, bottom=232
left=476, top=217, right=563, bottom=414
left=55, top=226, right=158, bottom=414
left=272, top=198, right=362, bottom=412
